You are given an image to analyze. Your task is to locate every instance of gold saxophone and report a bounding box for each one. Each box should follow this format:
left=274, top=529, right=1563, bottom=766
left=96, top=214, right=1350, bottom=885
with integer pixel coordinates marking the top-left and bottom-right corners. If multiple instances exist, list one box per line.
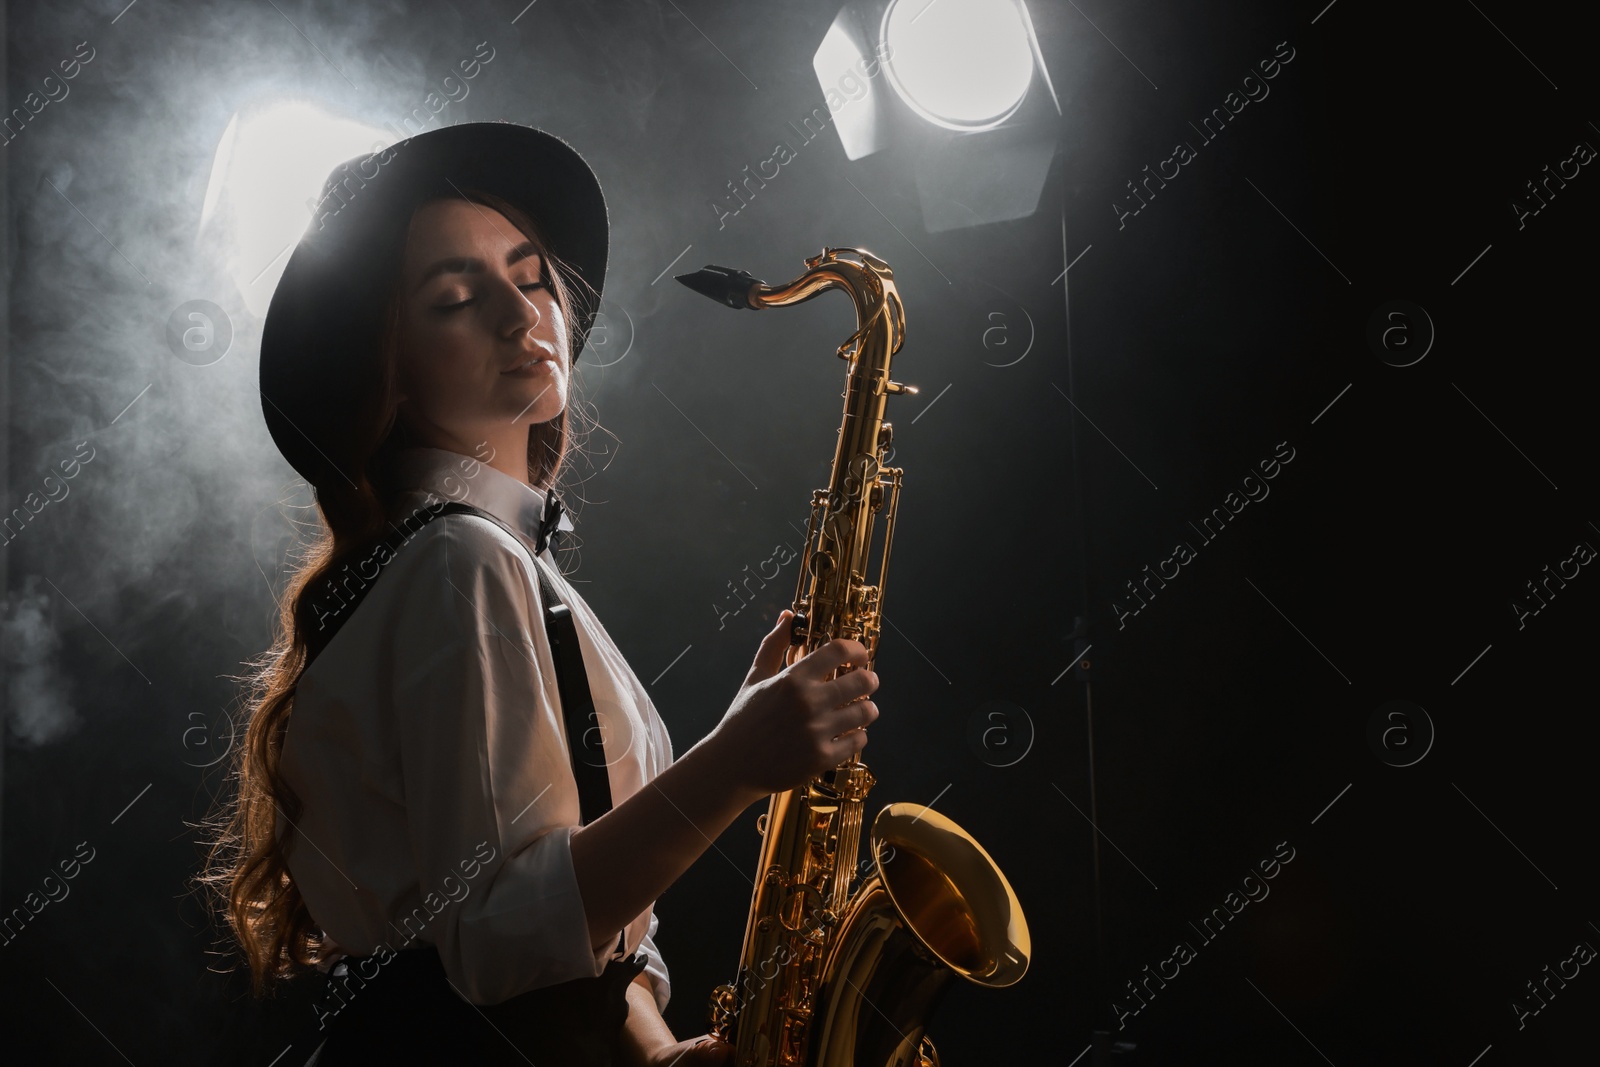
left=676, top=248, right=1031, bottom=1067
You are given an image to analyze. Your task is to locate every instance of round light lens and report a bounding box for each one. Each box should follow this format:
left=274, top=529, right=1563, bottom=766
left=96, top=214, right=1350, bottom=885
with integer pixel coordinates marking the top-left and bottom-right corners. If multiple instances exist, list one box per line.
left=880, top=0, right=1035, bottom=132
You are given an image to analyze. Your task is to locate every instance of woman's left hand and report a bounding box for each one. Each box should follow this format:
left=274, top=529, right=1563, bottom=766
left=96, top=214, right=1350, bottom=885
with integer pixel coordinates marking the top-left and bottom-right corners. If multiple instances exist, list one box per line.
left=646, top=1034, right=734, bottom=1066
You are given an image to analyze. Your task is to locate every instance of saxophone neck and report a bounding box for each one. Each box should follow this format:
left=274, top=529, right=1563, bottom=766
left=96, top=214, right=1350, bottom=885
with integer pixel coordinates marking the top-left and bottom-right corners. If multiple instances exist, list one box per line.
left=675, top=247, right=905, bottom=358
left=754, top=248, right=898, bottom=332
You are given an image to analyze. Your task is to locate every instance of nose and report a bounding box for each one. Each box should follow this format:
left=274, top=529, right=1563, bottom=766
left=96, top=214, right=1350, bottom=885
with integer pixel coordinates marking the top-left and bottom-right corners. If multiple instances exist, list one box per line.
left=496, top=277, right=542, bottom=338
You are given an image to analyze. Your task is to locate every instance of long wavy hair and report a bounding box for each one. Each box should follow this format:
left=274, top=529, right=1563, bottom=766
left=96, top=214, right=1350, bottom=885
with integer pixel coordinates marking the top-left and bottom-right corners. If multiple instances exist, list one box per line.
left=192, top=187, right=603, bottom=996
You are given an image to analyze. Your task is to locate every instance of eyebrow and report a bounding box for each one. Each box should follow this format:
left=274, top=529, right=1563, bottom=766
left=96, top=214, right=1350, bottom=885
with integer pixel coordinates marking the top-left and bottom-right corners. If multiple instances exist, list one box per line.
left=413, top=241, right=542, bottom=293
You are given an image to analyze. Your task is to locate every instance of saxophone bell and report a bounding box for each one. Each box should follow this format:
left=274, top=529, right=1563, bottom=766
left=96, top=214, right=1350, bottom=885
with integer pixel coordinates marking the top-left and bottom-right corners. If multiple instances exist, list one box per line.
left=808, top=803, right=1030, bottom=1067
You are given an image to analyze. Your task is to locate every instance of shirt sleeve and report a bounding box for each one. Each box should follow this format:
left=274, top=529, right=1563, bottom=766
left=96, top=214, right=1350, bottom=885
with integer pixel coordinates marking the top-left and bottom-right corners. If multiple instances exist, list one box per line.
left=387, top=516, right=616, bottom=1005
left=637, top=910, right=671, bottom=1013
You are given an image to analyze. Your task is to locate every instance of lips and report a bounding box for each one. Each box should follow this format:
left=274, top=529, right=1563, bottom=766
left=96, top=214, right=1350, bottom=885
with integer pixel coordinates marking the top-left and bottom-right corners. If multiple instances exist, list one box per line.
left=503, top=351, right=557, bottom=373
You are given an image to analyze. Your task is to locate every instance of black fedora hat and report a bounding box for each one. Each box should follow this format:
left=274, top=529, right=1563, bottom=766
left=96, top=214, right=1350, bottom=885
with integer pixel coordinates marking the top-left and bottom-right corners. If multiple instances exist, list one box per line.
left=258, top=121, right=608, bottom=492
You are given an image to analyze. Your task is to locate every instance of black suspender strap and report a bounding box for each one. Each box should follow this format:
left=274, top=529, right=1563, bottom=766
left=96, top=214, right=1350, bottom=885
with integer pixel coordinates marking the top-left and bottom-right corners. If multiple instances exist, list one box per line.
left=302, top=499, right=614, bottom=826
left=524, top=555, right=615, bottom=829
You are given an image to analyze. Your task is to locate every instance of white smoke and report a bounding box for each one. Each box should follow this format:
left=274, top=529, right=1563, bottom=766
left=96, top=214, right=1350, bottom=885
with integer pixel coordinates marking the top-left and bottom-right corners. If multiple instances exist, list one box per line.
left=0, top=576, right=81, bottom=746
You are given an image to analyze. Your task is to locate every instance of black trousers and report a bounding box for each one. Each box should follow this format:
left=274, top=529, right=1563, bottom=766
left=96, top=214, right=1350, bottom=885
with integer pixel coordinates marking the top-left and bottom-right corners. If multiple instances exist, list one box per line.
left=303, top=945, right=648, bottom=1066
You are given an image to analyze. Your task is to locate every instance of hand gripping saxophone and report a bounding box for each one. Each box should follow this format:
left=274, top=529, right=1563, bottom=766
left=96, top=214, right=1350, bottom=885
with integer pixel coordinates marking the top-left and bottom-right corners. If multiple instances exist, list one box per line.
left=676, top=248, right=1031, bottom=1067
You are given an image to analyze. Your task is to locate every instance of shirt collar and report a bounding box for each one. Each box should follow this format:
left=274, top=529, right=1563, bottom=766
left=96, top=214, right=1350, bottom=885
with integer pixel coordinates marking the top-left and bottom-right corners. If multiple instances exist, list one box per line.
left=387, top=446, right=574, bottom=553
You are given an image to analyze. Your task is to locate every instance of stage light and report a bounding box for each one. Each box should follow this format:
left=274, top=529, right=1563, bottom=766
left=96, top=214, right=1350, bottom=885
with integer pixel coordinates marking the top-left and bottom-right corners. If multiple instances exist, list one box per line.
left=198, top=100, right=392, bottom=315
left=813, top=0, right=1058, bottom=233
left=879, top=0, right=1035, bottom=133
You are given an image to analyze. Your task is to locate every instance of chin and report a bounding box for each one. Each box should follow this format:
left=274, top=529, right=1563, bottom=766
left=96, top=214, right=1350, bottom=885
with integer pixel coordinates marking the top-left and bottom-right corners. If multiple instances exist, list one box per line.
left=510, top=400, right=566, bottom=426
left=502, top=380, right=565, bottom=413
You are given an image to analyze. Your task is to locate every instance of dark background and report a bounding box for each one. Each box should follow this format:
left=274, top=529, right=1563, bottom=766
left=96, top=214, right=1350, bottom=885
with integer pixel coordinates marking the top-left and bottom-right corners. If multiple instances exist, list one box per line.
left=1, top=0, right=1595, bottom=1064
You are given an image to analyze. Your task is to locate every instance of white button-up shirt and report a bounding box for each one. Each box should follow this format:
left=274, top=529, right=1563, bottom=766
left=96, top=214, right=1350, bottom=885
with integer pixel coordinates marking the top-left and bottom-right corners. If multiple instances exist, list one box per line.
left=276, top=445, right=675, bottom=1011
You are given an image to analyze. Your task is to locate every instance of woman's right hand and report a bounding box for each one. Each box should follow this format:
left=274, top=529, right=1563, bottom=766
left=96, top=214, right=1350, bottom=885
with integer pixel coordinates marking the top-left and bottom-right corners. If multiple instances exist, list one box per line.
left=710, top=610, right=880, bottom=800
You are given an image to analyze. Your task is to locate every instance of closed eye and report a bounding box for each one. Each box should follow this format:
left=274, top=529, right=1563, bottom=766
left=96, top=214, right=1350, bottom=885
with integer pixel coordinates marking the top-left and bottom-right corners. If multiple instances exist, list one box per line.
left=434, top=281, right=546, bottom=313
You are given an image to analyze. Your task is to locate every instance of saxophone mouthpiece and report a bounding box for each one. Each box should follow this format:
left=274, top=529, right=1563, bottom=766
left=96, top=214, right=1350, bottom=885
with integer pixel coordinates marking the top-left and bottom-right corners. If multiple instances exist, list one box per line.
left=674, top=264, right=764, bottom=309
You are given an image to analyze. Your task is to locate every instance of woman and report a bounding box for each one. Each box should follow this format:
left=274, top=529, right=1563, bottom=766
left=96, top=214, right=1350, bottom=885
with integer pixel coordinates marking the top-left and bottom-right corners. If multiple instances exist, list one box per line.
left=195, top=122, right=880, bottom=1065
